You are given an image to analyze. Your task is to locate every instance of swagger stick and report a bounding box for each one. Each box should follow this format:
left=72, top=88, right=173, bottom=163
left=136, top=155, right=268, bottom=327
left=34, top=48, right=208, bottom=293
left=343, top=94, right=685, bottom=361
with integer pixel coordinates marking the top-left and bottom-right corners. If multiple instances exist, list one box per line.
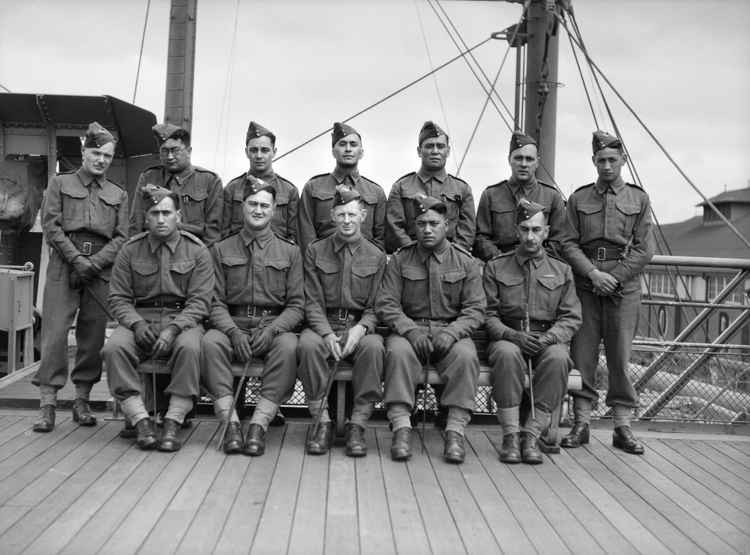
left=216, top=358, right=252, bottom=451
left=525, top=307, right=536, bottom=420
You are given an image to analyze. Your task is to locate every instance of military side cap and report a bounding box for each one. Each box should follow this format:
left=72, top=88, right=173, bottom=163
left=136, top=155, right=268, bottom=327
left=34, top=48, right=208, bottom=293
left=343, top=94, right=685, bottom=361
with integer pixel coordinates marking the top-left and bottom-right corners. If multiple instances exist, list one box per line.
left=418, top=120, right=447, bottom=145
left=141, top=184, right=172, bottom=206
left=152, top=122, right=184, bottom=144
left=331, top=122, right=360, bottom=145
left=82, top=121, right=115, bottom=148
left=414, top=194, right=446, bottom=215
left=509, top=131, right=536, bottom=155
left=242, top=175, right=276, bottom=200
left=516, top=197, right=545, bottom=223
left=592, top=130, right=622, bottom=154
left=245, top=120, right=276, bottom=145
left=333, top=185, right=361, bottom=206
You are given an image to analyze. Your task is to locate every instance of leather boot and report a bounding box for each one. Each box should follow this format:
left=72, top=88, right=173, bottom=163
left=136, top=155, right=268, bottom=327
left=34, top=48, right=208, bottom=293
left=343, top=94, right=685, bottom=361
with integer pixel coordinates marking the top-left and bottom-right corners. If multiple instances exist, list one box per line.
left=120, top=420, right=137, bottom=439
left=33, top=405, right=56, bottom=433
left=344, top=423, right=367, bottom=457
left=135, top=418, right=157, bottom=450
left=72, top=399, right=97, bottom=426
left=158, top=418, right=182, bottom=452
left=613, top=426, right=644, bottom=455
left=270, top=409, right=286, bottom=427
left=443, top=430, right=465, bottom=464
left=560, top=422, right=589, bottom=448
left=306, top=422, right=333, bottom=455
left=499, top=433, right=521, bottom=464
left=223, top=422, right=243, bottom=455
left=521, top=432, right=543, bottom=465
left=243, top=423, right=266, bottom=456
left=390, top=427, right=412, bottom=461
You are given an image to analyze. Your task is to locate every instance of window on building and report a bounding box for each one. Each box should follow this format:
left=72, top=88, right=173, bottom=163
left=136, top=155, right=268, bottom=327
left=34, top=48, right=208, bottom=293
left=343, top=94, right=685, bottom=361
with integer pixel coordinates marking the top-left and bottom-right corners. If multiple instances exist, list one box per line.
left=648, top=272, right=676, bottom=297
left=706, top=274, right=747, bottom=305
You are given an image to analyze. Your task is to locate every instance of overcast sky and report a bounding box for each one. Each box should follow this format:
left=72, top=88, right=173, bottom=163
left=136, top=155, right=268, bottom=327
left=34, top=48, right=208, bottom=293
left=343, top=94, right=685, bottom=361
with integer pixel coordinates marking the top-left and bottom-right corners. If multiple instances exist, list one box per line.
left=1, top=0, right=749, bottom=226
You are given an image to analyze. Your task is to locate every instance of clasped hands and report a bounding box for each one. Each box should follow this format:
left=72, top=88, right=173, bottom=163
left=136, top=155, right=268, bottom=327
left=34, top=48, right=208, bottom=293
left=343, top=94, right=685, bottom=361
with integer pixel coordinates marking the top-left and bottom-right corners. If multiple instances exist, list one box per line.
left=229, top=326, right=277, bottom=362
left=133, top=321, right=179, bottom=358
left=588, top=268, right=620, bottom=296
left=325, top=324, right=367, bottom=361
left=506, top=329, right=555, bottom=357
left=405, top=328, right=456, bottom=364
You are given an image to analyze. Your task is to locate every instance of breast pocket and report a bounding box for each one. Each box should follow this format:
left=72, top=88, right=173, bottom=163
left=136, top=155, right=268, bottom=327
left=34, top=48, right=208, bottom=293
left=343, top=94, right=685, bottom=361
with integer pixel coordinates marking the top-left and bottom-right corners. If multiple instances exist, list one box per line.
left=315, top=258, right=340, bottom=299
left=440, top=192, right=462, bottom=237
left=351, top=264, right=379, bottom=303
left=179, top=185, right=208, bottom=227
left=490, top=207, right=516, bottom=245
left=97, top=189, right=123, bottom=233
left=359, top=191, right=378, bottom=238
left=311, top=188, right=334, bottom=227
left=536, top=274, right=565, bottom=318
left=169, top=260, right=196, bottom=292
left=576, top=202, right=604, bottom=240
left=401, top=264, right=427, bottom=306
left=60, top=182, right=88, bottom=226
left=221, top=255, right=248, bottom=296
left=131, top=261, right=159, bottom=298
left=441, top=269, right=466, bottom=309
left=272, top=194, right=290, bottom=237
left=497, top=274, right=525, bottom=312
left=615, top=199, right=641, bottom=240
left=265, top=258, right=290, bottom=298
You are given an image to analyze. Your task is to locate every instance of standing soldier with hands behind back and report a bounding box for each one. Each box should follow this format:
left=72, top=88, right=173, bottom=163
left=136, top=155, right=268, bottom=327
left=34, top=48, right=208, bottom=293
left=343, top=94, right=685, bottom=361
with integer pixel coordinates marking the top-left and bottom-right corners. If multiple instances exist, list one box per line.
left=33, top=122, right=128, bottom=432
left=561, top=131, right=654, bottom=454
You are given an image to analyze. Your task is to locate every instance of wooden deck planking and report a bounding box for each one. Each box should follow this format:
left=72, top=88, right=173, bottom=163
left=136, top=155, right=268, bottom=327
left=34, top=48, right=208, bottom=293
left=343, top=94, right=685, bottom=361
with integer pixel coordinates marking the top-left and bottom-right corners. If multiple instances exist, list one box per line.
left=729, top=439, right=750, bottom=455
left=0, top=415, right=34, bottom=446
left=717, top=440, right=750, bottom=469
left=699, top=440, right=750, bottom=475
left=325, top=447, right=360, bottom=554
left=662, top=439, right=750, bottom=496
left=0, top=415, right=73, bottom=465
left=0, top=414, right=22, bottom=432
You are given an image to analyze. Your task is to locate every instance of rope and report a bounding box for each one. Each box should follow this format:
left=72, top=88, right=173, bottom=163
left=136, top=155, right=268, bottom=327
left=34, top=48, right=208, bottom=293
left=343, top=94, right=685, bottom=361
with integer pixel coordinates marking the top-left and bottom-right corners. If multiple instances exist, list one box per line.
left=214, top=0, right=241, bottom=173
left=557, top=11, right=750, bottom=250
left=565, top=21, right=597, bottom=130
left=274, top=37, right=493, bottom=162
left=132, top=0, right=151, bottom=104
left=0, top=83, right=11, bottom=93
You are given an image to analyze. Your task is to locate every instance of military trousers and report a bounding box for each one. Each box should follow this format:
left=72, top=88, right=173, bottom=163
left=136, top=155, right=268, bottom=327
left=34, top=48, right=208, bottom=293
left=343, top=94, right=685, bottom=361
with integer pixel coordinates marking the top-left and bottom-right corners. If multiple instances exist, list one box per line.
left=571, top=286, right=640, bottom=408
left=33, top=249, right=108, bottom=390
left=201, top=327, right=298, bottom=405
left=102, top=314, right=203, bottom=401
left=297, top=327, right=384, bottom=405
left=384, top=330, right=479, bottom=412
left=488, top=340, right=569, bottom=413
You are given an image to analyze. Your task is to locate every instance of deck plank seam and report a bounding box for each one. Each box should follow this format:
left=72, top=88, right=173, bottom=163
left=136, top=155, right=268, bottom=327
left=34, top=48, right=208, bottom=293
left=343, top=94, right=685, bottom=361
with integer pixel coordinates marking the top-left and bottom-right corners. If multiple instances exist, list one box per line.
left=371, top=428, right=399, bottom=555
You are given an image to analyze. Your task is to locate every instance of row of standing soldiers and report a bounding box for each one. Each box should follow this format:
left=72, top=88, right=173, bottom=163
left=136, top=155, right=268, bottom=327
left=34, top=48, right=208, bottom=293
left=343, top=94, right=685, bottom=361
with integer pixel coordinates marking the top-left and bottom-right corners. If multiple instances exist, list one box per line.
left=32, top=118, right=654, bottom=465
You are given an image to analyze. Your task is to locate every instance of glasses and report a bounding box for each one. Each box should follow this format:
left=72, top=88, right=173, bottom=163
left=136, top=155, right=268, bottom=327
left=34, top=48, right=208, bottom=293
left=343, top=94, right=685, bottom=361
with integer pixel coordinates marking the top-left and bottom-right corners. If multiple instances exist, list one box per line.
left=159, top=146, right=186, bottom=157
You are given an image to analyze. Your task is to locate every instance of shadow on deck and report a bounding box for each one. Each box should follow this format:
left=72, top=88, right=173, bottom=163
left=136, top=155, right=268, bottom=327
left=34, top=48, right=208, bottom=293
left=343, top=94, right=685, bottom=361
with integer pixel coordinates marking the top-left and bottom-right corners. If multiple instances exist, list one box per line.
left=0, top=409, right=749, bottom=555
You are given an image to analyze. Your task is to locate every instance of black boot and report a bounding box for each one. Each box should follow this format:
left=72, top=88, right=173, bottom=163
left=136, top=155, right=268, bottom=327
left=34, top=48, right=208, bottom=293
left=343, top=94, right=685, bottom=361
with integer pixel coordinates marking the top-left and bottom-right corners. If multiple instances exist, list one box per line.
left=344, top=423, right=367, bottom=457
left=613, top=426, right=644, bottom=455
left=158, top=418, right=182, bottom=452
left=390, top=427, right=412, bottom=461
left=72, top=399, right=97, bottom=426
left=33, top=405, right=55, bottom=433
left=521, top=432, right=543, bottom=465
left=135, top=418, right=157, bottom=450
left=223, top=422, right=243, bottom=454
left=306, top=422, right=333, bottom=455
left=443, top=431, right=466, bottom=464
left=560, top=422, right=589, bottom=448
left=243, top=423, right=266, bottom=456
left=499, top=433, right=521, bottom=464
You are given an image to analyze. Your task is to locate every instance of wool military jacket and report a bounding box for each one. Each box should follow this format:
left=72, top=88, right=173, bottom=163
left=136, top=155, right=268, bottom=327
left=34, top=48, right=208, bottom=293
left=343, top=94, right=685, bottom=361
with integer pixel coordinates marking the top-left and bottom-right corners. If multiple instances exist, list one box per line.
left=385, top=169, right=475, bottom=254
left=483, top=250, right=582, bottom=344
left=42, top=167, right=129, bottom=274
left=108, top=230, right=214, bottom=331
left=129, top=164, right=223, bottom=246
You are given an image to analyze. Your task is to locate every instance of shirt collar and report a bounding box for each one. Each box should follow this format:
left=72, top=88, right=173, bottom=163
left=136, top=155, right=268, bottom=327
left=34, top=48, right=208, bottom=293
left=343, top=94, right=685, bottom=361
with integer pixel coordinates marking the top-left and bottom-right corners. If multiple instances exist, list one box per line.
left=332, top=232, right=361, bottom=254
left=417, top=167, right=447, bottom=183
left=249, top=169, right=276, bottom=182
left=514, top=249, right=545, bottom=268
left=76, top=167, right=103, bottom=188
left=147, top=231, right=181, bottom=253
left=417, top=239, right=449, bottom=263
left=240, top=225, right=274, bottom=248
left=595, top=176, right=625, bottom=195
left=167, top=165, right=195, bottom=184
left=508, top=176, right=538, bottom=195
left=332, top=166, right=360, bottom=185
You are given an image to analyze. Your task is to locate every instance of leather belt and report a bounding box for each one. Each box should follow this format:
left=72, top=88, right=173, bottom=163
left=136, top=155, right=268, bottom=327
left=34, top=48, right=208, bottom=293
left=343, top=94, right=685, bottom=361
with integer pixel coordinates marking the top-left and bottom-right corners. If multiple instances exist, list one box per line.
left=583, top=246, right=624, bottom=261
left=228, top=304, right=282, bottom=317
left=412, top=317, right=454, bottom=326
left=135, top=296, right=185, bottom=309
left=326, top=308, right=363, bottom=321
left=501, top=317, right=552, bottom=332
left=69, top=231, right=108, bottom=256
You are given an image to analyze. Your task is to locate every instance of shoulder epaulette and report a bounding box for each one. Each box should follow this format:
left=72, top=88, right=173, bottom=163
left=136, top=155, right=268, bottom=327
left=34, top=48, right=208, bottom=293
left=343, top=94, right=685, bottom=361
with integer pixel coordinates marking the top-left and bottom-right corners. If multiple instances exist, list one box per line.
left=103, top=177, right=124, bottom=189
left=538, top=180, right=559, bottom=191
left=489, top=250, right=514, bottom=262
left=451, top=242, right=473, bottom=258
left=393, top=241, right=417, bottom=254
left=545, top=250, right=570, bottom=265
left=485, top=180, right=508, bottom=189
left=192, top=165, right=218, bottom=176
left=573, top=182, right=596, bottom=193
left=307, top=172, right=330, bottom=182
left=57, top=170, right=76, bottom=176
left=125, top=231, right=149, bottom=244
left=361, top=235, right=385, bottom=252
left=142, top=164, right=163, bottom=173
left=274, top=173, right=296, bottom=188
left=273, top=232, right=296, bottom=246
left=625, top=181, right=645, bottom=191
left=447, top=174, right=470, bottom=186
left=227, top=173, right=246, bottom=184
left=358, top=174, right=382, bottom=188
left=394, top=171, right=416, bottom=183
left=180, top=230, right=206, bottom=246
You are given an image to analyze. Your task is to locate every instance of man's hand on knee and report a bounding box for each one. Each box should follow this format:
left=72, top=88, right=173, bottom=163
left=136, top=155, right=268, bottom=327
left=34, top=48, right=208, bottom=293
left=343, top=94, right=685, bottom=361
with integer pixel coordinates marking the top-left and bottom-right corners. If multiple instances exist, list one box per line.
left=431, top=331, right=456, bottom=360
left=229, top=328, right=253, bottom=362
left=152, top=324, right=179, bottom=358
left=405, top=328, right=433, bottom=364
left=133, top=321, right=158, bottom=352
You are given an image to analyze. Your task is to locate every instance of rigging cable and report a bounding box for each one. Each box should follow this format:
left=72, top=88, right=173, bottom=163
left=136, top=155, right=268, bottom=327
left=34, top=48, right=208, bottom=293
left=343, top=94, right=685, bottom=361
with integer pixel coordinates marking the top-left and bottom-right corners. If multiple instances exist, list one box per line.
left=274, top=37, right=493, bottom=162
left=214, top=0, right=241, bottom=174
left=557, top=12, right=750, bottom=250
left=132, top=0, right=151, bottom=104
left=0, top=83, right=11, bottom=93
left=414, top=0, right=458, bottom=174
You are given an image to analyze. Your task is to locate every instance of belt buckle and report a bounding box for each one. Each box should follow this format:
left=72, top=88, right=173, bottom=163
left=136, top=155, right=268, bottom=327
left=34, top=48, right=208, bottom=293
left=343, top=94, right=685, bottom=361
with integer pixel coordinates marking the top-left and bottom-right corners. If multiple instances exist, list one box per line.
left=334, top=308, right=348, bottom=321
left=81, top=241, right=92, bottom=256
left=245, top=306, right=256, bottom=317
left=596, top=247, right=606, bottom=261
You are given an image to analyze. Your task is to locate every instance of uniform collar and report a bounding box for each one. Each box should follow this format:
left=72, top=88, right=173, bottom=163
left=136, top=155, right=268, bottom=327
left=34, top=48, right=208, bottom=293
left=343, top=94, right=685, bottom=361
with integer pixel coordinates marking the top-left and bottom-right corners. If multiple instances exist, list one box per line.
left=167, top=165, right=195, bottom=184
left=332, top=166, right=360, bottom=185
left=249, top=169, right=276, bottom=182
left=595, top=176, right=625, bottom=195
left=417, top=167, right=447, bottom=183
left=508, top=176, right=538, bottom=195
left=240, top=225, right=274, bottom=248
left=76, top=167, right=104, bottom=188
left=148, top=231, right=181, bottom=253
left=332, top=232, right=362, bottom=254
left=417, top=239, right=449, bottom=263
left=514, top=249, right=545, bottom=268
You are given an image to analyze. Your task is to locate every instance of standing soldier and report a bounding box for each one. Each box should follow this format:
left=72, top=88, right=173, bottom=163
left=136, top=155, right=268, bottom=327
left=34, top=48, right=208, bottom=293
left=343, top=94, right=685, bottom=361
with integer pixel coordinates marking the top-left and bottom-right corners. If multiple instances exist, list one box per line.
left=377, top=195, right=485, bottom=464
left=298, top=122, right=386, bottom=253
left=222, top=121, right=299, bottom=242
left=385, top=121, right=475, bottom=254
left=102, top=186, right=214, bottom=451
left=561, top=131, right=654, bottom=455
left=129, top=123, right=223, bottom=246
left=33, top=122, right=128, bottom=432
left=483, top=199, right=581, bottom=464
left=474, top=132, right=572, bottom=261
left=298, top=187, right=386, bottom=457
left=201, top=180, right=303, bottom=456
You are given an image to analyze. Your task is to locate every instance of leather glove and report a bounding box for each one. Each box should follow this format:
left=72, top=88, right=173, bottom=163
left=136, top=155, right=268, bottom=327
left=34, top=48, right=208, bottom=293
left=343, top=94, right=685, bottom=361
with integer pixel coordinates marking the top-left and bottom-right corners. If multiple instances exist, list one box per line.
left=229, top=328, right=253, bottom=362
left=249, top=326, right=276, bottom=357
left=152, top=324, right=179, bottom=358
left=71, top=255, right=97, bottom=280
left=431, top=331, right=456, bottom=361
left=341, top=324, right=366, bottom=359
left=133, top=321, right=158, bottom=352
left=405, top=328, right=433, bottom=364
left=324, top=333, right=343, bottom=361
left=507, top=330, right=543, bottom=357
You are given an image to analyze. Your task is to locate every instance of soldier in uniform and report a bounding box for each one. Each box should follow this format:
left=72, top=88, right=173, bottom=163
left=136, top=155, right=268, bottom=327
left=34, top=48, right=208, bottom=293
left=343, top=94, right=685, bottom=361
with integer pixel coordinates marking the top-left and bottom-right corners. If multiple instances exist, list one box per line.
left=483, top=199, right=581, bottom=464
left=474, top=131, right=572, bottom=261
left=298, top=186, right=386, bottom=457
left=298, top=122, right=386, bottom=253
left=33, top=122, right=128, bottom=432
left=561, top=131, right=654, bottom=455
left=201, top=180, right=303, bottom=456
left=385, top=121, right=475, bottom=254
left=102, top=186, right=214, bottom=451
left=129, top=123, right=223, bottom=246
left=377, top=195, right=485, bottom=464
left=222, top=121, right=299, bottom=242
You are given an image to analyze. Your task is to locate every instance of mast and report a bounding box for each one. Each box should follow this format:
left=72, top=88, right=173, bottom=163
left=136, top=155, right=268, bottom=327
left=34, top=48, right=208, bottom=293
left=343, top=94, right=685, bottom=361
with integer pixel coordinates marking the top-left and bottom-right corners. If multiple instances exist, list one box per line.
left=164, top=0, right=197, bottom=132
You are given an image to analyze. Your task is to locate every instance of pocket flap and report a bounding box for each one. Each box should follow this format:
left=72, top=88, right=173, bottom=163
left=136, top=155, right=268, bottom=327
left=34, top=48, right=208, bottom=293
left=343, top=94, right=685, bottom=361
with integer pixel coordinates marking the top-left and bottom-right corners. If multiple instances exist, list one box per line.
left=498, top=274, right=524, bottom=287
left=352, top=264, right=378, bottom=278
left=61, top=181, right=88, bottom=199
left=315, top=258, right=339, bottom=274
left=577, top=203, right=602, bottom=215
left=221, top=255, right=247, bottom=267
left=132, top=261, right=158, bottom=276
left=401, top=265, right=427, bottom=280
left=537, top=274, right=564, bottom=290
left=442, top=270, right=466, bottom=283
left=615, top=200, right=641, bottom=216
left=181, top=184, right=208, bottom=202
left=99, top=186, right=123, bottom=206
left=266, top=258, right=291, bottom=271
left=311, top=188, right=334, bottom=201
left=170, top=260, right=196, bottom=274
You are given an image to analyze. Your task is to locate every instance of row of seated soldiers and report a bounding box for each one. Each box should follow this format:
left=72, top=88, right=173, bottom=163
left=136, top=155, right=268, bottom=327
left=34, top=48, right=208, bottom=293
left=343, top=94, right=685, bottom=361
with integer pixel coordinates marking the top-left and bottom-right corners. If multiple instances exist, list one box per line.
left=32, top=119, right=654, bottom=466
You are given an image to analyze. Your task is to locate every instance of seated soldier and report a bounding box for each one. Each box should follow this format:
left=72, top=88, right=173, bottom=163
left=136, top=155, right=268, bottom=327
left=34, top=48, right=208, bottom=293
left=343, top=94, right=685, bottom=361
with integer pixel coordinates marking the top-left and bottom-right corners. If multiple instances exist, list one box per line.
left=201, top=180, right=303, bottom=455
left=102, top=186, right=214, bottom=451
left=483, top=199, right=582, bottom=464
left=298, top=186, right=386, bottom=457
left=376, top=195, right=485, bottom=464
